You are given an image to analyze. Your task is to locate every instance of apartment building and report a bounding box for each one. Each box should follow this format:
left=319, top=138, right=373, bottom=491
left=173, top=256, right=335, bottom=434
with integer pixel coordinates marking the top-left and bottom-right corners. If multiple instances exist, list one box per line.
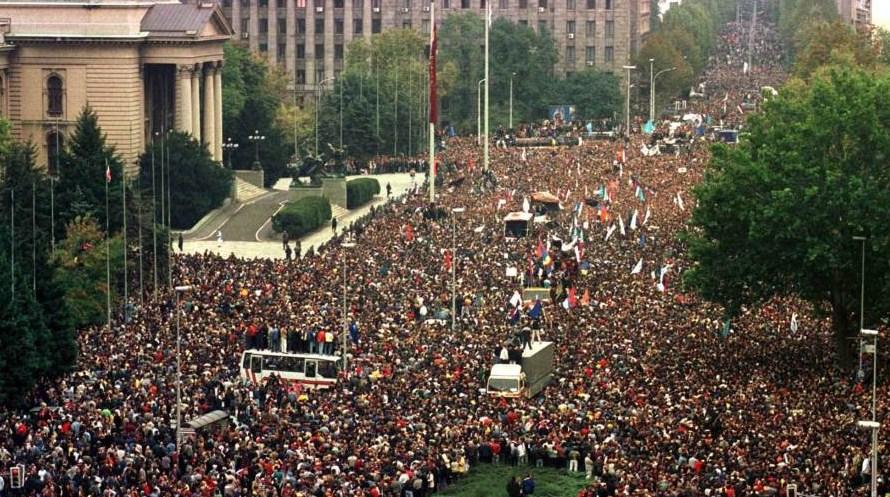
left=220, top=0, right=650, bottom=102
left=836, top=0, right=871, bottom=29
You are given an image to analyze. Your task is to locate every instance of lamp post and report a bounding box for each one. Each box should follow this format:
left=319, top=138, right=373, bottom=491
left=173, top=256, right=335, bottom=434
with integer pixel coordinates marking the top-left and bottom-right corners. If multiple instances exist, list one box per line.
left=174, top=284, right=193, bottom=452
left=854, top=235, right=867, bottom=376
left=222, top=138, right=239, bottom=168
left=476, top=78, right=486, bottom=145
left=859, top=327, right=880, bottom=497
left=248, top=130, right=266, bottom=167
left=315, top=77, right=335, bottom=156
left=341, top=241, right=355, bottom=372
left=648, top=59, right=676, bottom=124
left=509, top=72, right=516, bottom=130
left=339, top=75, right=344, bottom=149
left=622, top=65, right=636, bottom=139
left=451, top=207, right=465, bottom=332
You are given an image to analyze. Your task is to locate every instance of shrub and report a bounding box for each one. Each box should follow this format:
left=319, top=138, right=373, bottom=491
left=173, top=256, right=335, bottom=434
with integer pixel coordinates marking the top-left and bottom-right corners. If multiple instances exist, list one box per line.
left=346, top=178, right=381, bottom=209
left=272, top=196, right=332, bottom=236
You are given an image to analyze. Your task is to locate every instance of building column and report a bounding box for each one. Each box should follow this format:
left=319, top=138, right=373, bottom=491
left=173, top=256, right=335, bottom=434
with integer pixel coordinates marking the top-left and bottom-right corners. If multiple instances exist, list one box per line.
left=233, top=0, right=242, bottom=36
left=214, top=63, right=224, bottom=162
left=191, top=64, right=202, bottom=142
left=306, top=0, right=316, bottom=84
left=203, top=64, right=216, bottom=159
left=269, top=0, right=279, bottom=64
left=324, top=0, right=334, bottom=79
left=362, top=0, right=371, bottom=41
left=286, top=0, right=296, bottom=78
left=344, top=0, right=354, bottom=46
left=177, top=65, right=193, bottom=135
left=249, top=0, right=260, bottom=52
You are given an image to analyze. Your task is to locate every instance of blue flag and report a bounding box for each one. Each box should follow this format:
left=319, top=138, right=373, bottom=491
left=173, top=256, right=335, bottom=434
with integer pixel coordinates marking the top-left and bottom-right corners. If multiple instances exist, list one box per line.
left=349, top=322, right=359, bottom=344
left=528, top=298, right=542, bottom=319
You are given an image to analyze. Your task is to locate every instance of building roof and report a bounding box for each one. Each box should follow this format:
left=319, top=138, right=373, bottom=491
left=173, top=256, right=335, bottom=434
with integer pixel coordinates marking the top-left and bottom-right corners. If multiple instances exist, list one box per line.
left=140, top=3, right=215, bottom=34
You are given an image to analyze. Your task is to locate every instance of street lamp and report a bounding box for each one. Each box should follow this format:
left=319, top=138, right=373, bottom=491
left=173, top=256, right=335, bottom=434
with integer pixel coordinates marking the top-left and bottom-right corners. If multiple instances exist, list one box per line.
left=509, top=72, right=516, bottom=130
left=854, top=235, right=867, bottom=375
left=622, top=65, right=637, bottom=139
left=174, top=284, right=193, bottom=453
left=476, top=78, right=486, bottom=145
left=341, top=241, right=355, bottom=372
left=451, top=207, right=465, bottom=332
left=316, top=76, right=335, bottom=156
left=248, top=130, right=266, bottom=168
left=339, top=74, right=344, bottom=149
left=222, top=137, right=239, bottom=168
left=648, top=59, right=676, bottom=124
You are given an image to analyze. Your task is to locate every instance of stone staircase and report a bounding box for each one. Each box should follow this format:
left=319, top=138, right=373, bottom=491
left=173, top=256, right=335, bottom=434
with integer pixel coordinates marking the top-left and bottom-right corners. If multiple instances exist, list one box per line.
left=234, top=177, right=268, bottom=202
left=331, top=204, right=349, bottom=220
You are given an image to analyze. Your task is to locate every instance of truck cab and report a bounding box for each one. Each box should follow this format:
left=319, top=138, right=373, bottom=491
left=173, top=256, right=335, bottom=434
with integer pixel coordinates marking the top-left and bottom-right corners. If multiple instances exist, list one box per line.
left=486, top=341, right=554, bottom=398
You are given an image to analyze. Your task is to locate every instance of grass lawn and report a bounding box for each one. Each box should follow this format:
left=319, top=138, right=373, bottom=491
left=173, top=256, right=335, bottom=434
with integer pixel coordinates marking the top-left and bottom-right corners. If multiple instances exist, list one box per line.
left=440, top=464, right=589, bottom=497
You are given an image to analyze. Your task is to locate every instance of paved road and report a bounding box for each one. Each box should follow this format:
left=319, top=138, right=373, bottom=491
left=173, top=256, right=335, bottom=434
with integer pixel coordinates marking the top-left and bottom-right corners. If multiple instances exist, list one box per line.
left=180, top=173, right=418, bottom=259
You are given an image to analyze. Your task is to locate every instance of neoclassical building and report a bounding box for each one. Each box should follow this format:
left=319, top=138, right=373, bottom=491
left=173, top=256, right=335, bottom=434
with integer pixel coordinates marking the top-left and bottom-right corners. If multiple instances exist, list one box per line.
left=0, top=0, right=233, bottom=171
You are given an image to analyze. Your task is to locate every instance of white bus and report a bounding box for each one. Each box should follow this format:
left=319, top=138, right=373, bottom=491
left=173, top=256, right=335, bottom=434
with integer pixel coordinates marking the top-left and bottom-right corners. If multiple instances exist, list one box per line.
left=239, top=350, right=340, bottom=389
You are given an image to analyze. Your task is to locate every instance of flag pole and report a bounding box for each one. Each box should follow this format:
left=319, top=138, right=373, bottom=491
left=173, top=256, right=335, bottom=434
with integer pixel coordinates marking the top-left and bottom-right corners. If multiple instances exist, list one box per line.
left=428, top=0, right=436, bottom=205
left=106, top=159, right=112, bottom=332
left=123, top=124, right=129, bottom=318
left=483, top=0, right=490, bottom=172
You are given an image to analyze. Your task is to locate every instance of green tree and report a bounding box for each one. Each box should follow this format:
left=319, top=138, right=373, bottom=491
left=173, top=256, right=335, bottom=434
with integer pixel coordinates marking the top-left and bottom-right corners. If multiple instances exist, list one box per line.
left=55, top=106, right=125, bottom=239
left=222, top=43, right=294, bottom=185
left=552, top=70, right=621, bottom=119
left=634, top=33, right=694, bottom=117
left=793, top=21, right=880, bottom=78
left=685, top=67, right=890, bottom=366
left=878, top=27, right=890, bottom=65
left=139, top=132, right=233, bottom=230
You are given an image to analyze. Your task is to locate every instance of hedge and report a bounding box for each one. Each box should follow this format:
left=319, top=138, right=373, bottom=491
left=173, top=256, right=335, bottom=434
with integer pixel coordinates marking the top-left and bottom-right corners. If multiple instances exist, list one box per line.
left=346, top=178, right=381, bottom=209
left=271, top=196, right=332, bottom=237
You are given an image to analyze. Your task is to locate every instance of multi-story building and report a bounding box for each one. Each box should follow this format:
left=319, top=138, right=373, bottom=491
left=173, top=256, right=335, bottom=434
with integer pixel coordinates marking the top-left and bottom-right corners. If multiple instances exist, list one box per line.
left=0, top=0, right=233, bottom=170
left=220, top=0, right=650, bottom=103
left=836, top=0, right=871, bottom=29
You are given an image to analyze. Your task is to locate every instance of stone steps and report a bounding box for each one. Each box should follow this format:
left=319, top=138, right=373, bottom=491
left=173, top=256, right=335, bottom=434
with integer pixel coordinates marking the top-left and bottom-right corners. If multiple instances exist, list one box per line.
left=234, top=177, right=268, bottom=203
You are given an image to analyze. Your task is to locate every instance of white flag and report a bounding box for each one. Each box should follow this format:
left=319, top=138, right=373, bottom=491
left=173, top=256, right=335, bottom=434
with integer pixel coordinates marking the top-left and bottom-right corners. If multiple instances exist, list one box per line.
left=790, top=312, right=799, bottom=333
left=497, top=198, right=506, bottom=211
left=522, top=196, right=530, bottom=214
left=605, top=224, right=617, bottom=241
left=629, top=209, right=638, bottom=231
left=618, top=214, right=626, bottom=236
left=676, top=192, right=685, bottom=211
left=643, top=206, right=651, bottom=226
left=509, top=290, right=522, bottom=308
left=631, top=258, right=643, bottom=274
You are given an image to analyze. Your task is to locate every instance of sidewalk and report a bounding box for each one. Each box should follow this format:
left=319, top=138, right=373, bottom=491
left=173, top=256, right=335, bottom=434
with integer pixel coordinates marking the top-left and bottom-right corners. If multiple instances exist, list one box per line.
left=180, top=173, right=416, bottom=260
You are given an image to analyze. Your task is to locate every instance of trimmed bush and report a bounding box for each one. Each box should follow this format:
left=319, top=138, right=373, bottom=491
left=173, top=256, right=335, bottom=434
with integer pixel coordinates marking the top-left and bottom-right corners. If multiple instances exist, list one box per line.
left=346, top=178, right=381, bottom=209
left=272, top=196, right=332, bottom=236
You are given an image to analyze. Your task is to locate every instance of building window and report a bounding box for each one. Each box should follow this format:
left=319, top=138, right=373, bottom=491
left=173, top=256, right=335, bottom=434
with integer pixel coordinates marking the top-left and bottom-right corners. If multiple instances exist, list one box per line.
left=372, top=19, right=382, bottom=32
left=604, top=46, right=613, bottom=62
left=278, top=0, right=285, bottom=7
left=260, top=0, right=268, bottom=6
left=260, top=42, right=268, bottom=52
left=421, top=19, right=429, bottom=33
left=586, top=20, right=595, bottom=37
left=259, top=18, right=268, bottom=33
left=46, top=132, right=64, bottom=174
left=241, top=18, right=249, bottom=33
left=518, top=0, right=526, bottom=9
left=298, top=18, right=306, bottom=33
left=315, top=19, right=324, bottom=33
left=278, top=43, right=286, bottom=59
left=460, top=0, right=469, bottom=8
left=518, top=19, right=527, bottom=26
left=566, top=71, right=573, bottom=78
left=372, top=0, right=380, bottom=8
left=46, top=75, right=63, bottom=116
left=604, top=0, right=611, bottom=8
left=354, top=19, right=363, bottom=33
left=586, top=46, right=595, bottom=64
left=334, top=0, right=344, bottom=7
left=316, top=44, right=324, bottom=58
left=605, top=20, right=614, bottom=38
left=585, top=0, right=594, bottom=8
left=565, top=46, right=575, bottom=65
left=335, top=44, right=344, bottom=59
left=403, top=0, right=411, bottom=8
left=443, top=0, right=450, bottom=8
left=297, top=44, right=306, bottom=58
left=278, top=18, right=287, bottom=33
left=566, top=20, right=575, bottom=33
left=354, top=0, right=363, bottom=9
left=223, top=0, right=231, bottom=7
left=402, top=20, right=411, bottom=28
left=297, top=70, right=307, bottom=84
left=316, top=69, right=325, bottom=83
left=499, top=0, right=507, bottom=8
left=480, top=0, right=486, bottom=8
left=538, top=0, right=545, bottom=8
left=335, top=18, right=344, bottom=33
left=566, top=0, right=574, bottom=9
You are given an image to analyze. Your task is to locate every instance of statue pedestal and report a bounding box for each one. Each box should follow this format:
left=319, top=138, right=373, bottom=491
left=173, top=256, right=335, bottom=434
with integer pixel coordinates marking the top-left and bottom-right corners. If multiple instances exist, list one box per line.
left=321, top=176, right=347, bottom=210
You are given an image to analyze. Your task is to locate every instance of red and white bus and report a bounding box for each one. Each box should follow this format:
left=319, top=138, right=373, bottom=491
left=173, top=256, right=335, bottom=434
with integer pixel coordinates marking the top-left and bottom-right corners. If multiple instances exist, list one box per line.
left=240, top=350, right=339, bottom=389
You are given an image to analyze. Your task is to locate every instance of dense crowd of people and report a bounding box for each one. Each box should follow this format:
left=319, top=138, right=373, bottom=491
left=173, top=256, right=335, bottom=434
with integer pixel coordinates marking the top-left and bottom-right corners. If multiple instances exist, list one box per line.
left=1, top=4, right=886, bottom=497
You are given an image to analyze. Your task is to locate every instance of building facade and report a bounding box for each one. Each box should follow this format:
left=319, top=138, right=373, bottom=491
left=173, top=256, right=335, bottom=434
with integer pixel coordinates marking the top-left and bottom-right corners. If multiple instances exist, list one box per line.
left=0, top=0, right=233, bottom=171
left=220, top=0, right=649, bottom=102
left=836, top=0, right=871, bottom=29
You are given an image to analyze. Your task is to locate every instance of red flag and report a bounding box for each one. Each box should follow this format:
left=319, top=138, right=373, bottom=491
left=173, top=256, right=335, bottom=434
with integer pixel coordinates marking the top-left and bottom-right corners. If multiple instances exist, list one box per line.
left=105, top=164, right=112, bottom=183
left=404, top=223, right=414, bottom=241
left=428, top=0, right=437, bottom=126
left=580, top=289, right=590, bottom=306
left=443, top=249, right=452, bottom=272
left=535, top=239, right=544, bottom=259
left=568, top=287, right=577, bottom=308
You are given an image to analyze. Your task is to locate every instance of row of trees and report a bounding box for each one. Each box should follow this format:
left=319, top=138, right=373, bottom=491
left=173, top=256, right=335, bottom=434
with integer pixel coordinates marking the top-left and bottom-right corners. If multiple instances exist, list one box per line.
left=686, top=9, right=890, bottom=366
left=633, top=0, right=737, bottom=116
left=0, top=108, right=231, bottom=405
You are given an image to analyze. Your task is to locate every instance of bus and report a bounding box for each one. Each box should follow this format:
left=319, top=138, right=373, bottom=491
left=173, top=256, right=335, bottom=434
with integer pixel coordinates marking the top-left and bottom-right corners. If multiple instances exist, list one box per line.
left=239, top=350, right=340, bottom=389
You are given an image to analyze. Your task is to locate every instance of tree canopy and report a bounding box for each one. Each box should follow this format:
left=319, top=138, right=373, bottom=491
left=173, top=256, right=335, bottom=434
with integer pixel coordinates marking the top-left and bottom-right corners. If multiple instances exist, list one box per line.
left=685, top=67, right=890, bottom=365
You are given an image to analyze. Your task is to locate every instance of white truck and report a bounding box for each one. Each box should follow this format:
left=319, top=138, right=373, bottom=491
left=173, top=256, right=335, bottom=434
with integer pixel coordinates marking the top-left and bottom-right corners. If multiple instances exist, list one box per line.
left=486, top=341, right=554, bottom=398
